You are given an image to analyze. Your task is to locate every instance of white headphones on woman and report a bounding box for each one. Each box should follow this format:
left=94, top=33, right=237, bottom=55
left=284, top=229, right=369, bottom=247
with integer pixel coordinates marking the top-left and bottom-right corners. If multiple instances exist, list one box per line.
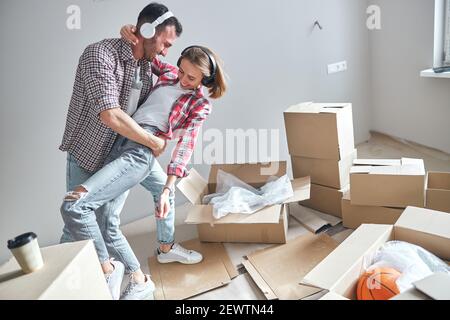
left=140, top=11, right=174, bottom=39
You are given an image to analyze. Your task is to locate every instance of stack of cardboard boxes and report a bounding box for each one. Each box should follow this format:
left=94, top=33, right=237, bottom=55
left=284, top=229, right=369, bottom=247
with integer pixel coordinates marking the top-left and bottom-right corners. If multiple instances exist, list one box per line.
left=283, top=102, right=357, bottom=218
left=342, top=158, right=426, bottom=229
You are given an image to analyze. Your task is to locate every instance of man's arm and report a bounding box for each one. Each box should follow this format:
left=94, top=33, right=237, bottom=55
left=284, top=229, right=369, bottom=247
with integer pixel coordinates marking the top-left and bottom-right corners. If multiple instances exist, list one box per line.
left=100, top=108, right=165, bottom=154
left=81, top=43, right=165, bottom=154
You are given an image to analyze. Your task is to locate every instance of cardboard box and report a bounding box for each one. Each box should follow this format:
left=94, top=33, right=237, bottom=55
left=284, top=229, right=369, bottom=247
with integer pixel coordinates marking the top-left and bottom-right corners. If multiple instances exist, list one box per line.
left=391, top=273, right=450, bottom=300
left=301, top=206, right=450, bottom=300
left=291, top=149, right=357, bottom=189
left=342, top=191, right=404, bottom=229
left=426, top=172, right=450, bottom=213
left=177, top=161, right=311, bottom=244
left=148, top=238, right=238, bottom=300
left=0, top=240, right=111, bottom=300
left=243, top=233, right=338, bottom=300
left=284, top=102, right=355, bottom=160
left=350, top=158, right=426, bottom=208
left=301, top=184, right=348, bottom=218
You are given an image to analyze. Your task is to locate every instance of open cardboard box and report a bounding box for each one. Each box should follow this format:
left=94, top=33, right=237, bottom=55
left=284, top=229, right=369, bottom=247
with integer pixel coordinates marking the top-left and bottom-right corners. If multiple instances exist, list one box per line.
left=177, top=161, right=310, bottom=244
left=0, top=240, right=111, bottom=300
left=291, top=149, right=357, bottom=190
left=284, top=102, right=355, bottom=160
left=301, top=184, right=348, bottom=218
left=426, top=171, right=450, bottom=213
left=342, top=191, right=404, bottom=229
left=301, top=206, right=450, bottom=300
left=350, top=158, right=425, bottom=208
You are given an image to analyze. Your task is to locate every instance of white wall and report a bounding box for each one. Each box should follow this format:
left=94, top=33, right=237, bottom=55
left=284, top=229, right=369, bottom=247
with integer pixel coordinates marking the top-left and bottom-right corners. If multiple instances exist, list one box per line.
left=370, top=0, right=450, bottom=154
left=0, top=0, right=372, bottom=263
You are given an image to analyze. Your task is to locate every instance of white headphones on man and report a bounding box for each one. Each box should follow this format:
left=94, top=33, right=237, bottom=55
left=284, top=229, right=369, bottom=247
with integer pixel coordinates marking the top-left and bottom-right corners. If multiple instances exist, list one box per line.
left=140, top=11, right=174, bottom=39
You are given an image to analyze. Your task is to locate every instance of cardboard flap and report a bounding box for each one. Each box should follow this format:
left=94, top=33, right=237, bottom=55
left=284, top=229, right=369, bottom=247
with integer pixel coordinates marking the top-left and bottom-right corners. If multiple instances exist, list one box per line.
left=351, top=158, right=425, bottom=176
left=394, top=206, right=450, bottom=240
left=413, top=273, right=450, bottom=300
left=350, top=166, right=373, bottom=174
left=342, top=190, right=351, bottom=201
left=185, top=204, right=282, bottom=225
left=208, top=162, right=287, bottom=190
left=353, top=159, right=401, bottom=166
left=319, top=292, right=350, bottom=300
left=283, top=176, right=311, bottom=204
left=284, top=101, right=314, bottom=113
left=301, top=224, right=393, bottom=291
left=176, top=169, right=208, bottom=205
left=284, top=102, right=350, bottom=114
left=241, top=260, right=278, bottom=300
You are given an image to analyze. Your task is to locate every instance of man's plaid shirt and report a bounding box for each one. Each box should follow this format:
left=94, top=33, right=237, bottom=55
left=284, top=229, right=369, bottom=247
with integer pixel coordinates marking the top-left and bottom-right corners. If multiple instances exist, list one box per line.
left=60, top=38, right=211, bottom=178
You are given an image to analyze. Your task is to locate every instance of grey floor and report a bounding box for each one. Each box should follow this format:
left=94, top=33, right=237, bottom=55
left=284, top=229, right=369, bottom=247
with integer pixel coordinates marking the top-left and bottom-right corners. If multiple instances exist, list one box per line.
left=121, top=131, right=450, bottom=300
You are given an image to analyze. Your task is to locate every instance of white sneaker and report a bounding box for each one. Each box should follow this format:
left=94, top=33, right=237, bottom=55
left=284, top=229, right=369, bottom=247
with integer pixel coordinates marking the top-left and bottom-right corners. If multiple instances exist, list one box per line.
left=104, top=259, right=125, bottom=300
left=156, top=243, right=203, bottom=264
left=120, top=274, right=155, bottom=300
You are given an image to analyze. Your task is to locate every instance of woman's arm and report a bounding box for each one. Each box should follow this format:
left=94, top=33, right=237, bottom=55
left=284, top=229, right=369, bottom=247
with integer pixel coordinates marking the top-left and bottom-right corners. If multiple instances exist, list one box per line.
left=120, top=24, right=139, bottom=45
left=156, top=175, right=178, bottom=219
left=157, top=101, right=211, bottom=219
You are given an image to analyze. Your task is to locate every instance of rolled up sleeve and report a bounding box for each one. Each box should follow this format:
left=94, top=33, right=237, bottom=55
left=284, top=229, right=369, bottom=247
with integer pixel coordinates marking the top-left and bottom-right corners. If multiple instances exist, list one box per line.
left=167, top=102, right=211, bottom=178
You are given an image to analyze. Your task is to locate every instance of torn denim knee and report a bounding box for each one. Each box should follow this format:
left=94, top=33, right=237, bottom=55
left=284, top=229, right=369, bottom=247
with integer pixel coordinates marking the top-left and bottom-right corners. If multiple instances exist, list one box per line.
left=63, top=186, right=88, bottom=202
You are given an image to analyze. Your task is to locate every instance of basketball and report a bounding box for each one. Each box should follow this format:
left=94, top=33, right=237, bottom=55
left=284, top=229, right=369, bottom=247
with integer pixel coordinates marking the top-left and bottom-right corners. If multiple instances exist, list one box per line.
left=356, top=267, right=401, bottom=300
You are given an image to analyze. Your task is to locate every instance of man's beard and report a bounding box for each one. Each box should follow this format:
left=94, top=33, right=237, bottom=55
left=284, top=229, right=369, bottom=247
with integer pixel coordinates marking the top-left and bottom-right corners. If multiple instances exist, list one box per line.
left=143, top=42, right=157, bottom=61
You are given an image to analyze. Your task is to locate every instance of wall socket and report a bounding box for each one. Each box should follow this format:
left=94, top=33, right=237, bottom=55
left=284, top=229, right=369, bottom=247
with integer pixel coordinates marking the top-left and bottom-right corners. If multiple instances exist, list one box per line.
left=327, top=61, right=347, bottom=74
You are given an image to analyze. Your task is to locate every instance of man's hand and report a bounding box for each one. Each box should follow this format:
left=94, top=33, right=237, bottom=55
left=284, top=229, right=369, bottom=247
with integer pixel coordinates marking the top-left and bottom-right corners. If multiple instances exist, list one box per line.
left=120, top=24, right=139, bottom=45
left=156, top=188, right=171, bottom=219
left=150, top=135, right=167, bottom=157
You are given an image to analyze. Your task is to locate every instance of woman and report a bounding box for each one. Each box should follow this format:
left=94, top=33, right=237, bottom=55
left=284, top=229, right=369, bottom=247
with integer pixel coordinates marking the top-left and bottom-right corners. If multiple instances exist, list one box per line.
left=61, top=35, right=227, bottom=300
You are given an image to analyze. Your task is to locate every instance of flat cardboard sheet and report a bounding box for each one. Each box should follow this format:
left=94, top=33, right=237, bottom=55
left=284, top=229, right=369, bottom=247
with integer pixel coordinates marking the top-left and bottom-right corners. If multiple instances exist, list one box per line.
left=244, top=233, right=338, bottom=300
left=289, top=203, right=341, bottom=234
left=148, top=238, right=238, bottom=300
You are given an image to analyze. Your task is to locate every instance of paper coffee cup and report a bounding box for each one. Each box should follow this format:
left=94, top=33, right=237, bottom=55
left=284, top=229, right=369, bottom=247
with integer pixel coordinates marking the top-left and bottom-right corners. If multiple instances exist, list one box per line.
left=7, top=232, right=44, bottom=273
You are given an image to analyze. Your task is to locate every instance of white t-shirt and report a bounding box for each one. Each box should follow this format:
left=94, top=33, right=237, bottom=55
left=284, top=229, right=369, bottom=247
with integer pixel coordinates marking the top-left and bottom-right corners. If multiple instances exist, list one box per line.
left=132, top=82, right=193, bottom=133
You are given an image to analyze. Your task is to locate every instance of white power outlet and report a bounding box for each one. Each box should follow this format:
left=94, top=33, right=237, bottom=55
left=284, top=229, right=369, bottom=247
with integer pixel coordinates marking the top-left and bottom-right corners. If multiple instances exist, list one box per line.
left=327, top=61, right=347, bottom=74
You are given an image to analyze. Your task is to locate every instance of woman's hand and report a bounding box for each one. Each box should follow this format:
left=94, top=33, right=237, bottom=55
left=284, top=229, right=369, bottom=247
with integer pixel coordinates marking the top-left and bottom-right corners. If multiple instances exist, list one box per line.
left=120, top=24, right=139, bottom=45
left=156, top=188, right=171, bottom=219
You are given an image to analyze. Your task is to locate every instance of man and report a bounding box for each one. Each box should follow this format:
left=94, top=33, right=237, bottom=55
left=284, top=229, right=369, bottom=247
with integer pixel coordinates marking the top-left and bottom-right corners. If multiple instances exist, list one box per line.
left=59, top=3, right=182, bottom=300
